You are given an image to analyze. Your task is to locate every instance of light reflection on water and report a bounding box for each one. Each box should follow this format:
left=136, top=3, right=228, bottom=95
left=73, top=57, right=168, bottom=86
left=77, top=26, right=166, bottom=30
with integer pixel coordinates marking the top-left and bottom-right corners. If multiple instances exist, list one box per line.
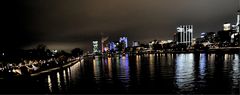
left=57, top=72, right=61, bottom=91
left=199, top=54, right=206, bottom=77
left=36, top=53, right=239, bottom=94
left=47, top=75, right=52, bottom=93
left=63, top=70, right=67, bottom=88
left=175, top=54, right=195, bottom=92
left=136, top=55, right=141, bottom=78
left=107, top=57, right=112, bottom=79
left=232, top=54, right=240, bottom=89
left=93, top=57, right=101, bottom=80
left=119, top=55, right=129, bottom=80
left=149, top=54, right=155, bottom=80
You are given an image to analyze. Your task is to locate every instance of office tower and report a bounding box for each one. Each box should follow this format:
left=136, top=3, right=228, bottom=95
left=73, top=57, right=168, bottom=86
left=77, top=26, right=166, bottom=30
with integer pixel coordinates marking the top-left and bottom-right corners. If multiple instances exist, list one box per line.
left=93, top=41, right=99, bottom=53
left=119, top=37, right=128, bottom=48
left=176, top=25, right=193, bottom=46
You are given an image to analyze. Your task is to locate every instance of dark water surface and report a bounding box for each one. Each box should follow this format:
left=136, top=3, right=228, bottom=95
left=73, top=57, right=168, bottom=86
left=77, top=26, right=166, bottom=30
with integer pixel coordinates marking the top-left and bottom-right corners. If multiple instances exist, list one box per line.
left=1, top=53, right=239, bottom=94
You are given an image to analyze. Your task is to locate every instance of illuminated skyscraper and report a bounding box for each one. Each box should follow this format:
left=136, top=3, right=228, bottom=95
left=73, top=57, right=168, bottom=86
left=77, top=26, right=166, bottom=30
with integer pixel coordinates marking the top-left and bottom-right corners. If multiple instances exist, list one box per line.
left=101, top=34, right=109, bottom=53
left=132, top=41, right=140, bottom=47
left=109, top=42, right=116, bottom=51
left=119, top=37, right=128, bottom=48
left=230, top=10, right=240, bottom=45
left=93, top=41, right=99, bottom=53
left=223, top=23, right=231, bottom=31
left=176, top=25, right=193, bottom=46
left=235, top=10, right=240, bottom=33
left=233, top=10, right=240, bottom=32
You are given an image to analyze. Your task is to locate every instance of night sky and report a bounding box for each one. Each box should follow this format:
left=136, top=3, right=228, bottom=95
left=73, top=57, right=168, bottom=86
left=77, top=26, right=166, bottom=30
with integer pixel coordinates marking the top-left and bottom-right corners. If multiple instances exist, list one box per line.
left=2, top=0, right=240, bottom=51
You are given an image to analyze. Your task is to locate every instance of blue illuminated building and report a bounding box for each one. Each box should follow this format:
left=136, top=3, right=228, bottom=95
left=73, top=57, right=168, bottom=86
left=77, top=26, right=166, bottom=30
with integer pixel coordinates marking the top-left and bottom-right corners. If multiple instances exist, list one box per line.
left=109, top=42, right=116, bottom=51
left=119, top=37, right=128, bottom=48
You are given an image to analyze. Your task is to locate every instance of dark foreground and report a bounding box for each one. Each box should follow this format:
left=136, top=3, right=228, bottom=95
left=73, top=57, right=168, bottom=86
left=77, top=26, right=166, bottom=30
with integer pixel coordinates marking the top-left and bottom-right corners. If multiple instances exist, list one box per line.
left=0, top=53, right=239, bottom=94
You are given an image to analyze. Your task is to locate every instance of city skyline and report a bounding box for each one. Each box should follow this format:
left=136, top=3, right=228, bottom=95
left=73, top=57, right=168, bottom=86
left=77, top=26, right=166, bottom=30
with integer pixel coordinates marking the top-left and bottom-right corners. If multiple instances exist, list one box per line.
left=2, top=0, right=240, bottom=51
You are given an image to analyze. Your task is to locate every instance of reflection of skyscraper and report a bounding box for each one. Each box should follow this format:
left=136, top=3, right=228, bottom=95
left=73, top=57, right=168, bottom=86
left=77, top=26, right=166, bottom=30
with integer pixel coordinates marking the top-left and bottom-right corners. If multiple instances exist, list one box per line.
left=175, top=54, right=194, bottom=91
left=119, top=37, right=128, bottom=48
left=176, top=25, right=193, bottom=46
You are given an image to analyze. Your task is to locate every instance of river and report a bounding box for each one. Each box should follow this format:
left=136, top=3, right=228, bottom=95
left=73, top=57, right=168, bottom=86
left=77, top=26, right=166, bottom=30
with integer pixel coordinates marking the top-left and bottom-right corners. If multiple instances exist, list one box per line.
left=0, top=53, right=239, bottom=94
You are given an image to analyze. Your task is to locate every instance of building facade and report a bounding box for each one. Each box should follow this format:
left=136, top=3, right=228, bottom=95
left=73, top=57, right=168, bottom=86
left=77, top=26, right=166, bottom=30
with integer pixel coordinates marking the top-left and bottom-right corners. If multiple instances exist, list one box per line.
left=132, top=41, right=140, bottom=47
left=92, top=41, right=99, bottom=53
left=176, top=25, right=193, bottom=46
left=101, top=36, right=109, bottom=53
left=109, top=42, right=116, bottom=51
left=119, top=37, right=128, bottom=48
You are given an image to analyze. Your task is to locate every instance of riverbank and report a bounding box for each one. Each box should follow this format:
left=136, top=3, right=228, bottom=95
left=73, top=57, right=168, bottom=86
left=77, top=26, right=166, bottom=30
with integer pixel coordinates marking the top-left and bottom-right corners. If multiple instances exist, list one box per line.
left=31, top=59, right=80, bottom=77
left=0, top=59, right=82, bottom=80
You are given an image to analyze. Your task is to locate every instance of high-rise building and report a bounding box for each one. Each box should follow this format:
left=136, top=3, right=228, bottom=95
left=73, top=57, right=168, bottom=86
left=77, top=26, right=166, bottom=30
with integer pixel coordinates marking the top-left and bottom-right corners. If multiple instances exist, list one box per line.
left=232, top=10, right=240, bottom=33
left=119, top=37, right=128, bottom=48
left=231, top=10, right=240, bottom=46
left=93, top=41, right=99, bottom=53
left=176, top=25, right=193, bottom=46
left=101, top=36, right=109, bottom=53
left=223, top=23, right=231, bottom=31
left=109, top=42, right=116, bottom=51
left=200, top=32, right=206, bottom=38
left=132, top=41, right=140, bottom=47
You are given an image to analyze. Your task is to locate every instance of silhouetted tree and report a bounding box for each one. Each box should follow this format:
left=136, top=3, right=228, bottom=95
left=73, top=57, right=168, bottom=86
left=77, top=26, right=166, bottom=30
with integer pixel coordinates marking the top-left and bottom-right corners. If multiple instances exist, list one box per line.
left=71, top=48, right=83, bottom=57
left=116, top=42, right=125, bottom=52
left=35, top=44, right=48, bottom=59
left=193, top=43, right=204, bottom=50
left=153, top=44, right=162, bottom=51
left=36, top=44, right=47, bottom=51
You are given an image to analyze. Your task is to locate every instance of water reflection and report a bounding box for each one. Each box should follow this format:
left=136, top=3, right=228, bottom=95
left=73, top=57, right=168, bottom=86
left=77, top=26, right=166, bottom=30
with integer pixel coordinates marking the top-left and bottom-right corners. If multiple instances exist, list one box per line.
left=107, top=57, right=112, bottom=79
left=29, top=53, right=239, bottom=94
left=47, top=75, right=52, bottom=92
left=208, top=54, right=215, bottom=77
left=44, top=61, right=80, bottom=93
left=119, top=55, right=130, bottom=87
left=63, top=70, right=67, bottom=88
left=199, top=54, right=206, bottom=78
left=175, top=54, right=195, bottom=92
left=136, top=55, right=141, bottom=78
left=149, top=54, right=155, bottom=79
left=93, top=57, right=101, bottom=80
left=57, top=72, right=61, bottom=91
left=232, top=54, right=240, bottom=90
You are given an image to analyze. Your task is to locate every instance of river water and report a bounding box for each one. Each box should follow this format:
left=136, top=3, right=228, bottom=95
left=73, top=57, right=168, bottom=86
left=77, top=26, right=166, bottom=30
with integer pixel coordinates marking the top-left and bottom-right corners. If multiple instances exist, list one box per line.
left=1, top=53, right=239, bottom=94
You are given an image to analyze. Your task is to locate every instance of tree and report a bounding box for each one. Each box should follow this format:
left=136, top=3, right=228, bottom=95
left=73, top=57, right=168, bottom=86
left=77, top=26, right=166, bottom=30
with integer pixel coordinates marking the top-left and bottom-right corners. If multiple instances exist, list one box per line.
left=116, top=42, right=125, bottom=52
left=71, top=48, right=83, bottom=57
left=36, top=44, right=48, bottom=59
left=36, top=44, right=47, bottom=51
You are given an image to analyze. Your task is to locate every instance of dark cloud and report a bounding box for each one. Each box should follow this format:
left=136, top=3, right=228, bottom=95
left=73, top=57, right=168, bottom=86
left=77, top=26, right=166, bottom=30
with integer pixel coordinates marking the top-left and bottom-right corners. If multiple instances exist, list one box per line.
left=3, top=0, right=239, bottom=51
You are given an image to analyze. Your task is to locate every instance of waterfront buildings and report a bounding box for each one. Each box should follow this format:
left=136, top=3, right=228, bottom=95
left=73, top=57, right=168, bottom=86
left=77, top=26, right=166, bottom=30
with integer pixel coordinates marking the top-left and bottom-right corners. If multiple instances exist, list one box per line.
left=101, top=36, right=109, bottom=53
left=119, top=37, right=128, bottom=48
left=109, top=42, right=116, bottom=51
left=92, top=41, right=99, bottom=53
left=232, top=10, right=240, bottom=33
left=231, top=10, right=240, bottom=46
left=132, top=41, right=140, bottom=47
left=176, top=25, right=193, bottom=47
